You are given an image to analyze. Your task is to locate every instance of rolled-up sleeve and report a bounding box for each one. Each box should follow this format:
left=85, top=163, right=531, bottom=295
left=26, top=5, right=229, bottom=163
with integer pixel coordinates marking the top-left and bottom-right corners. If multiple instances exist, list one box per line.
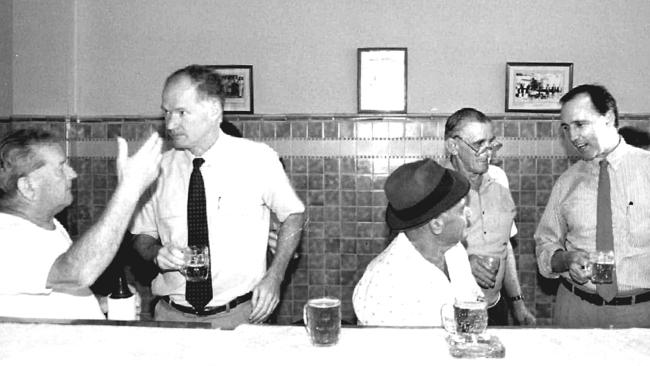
left=129, top=188, right=160, bottom=239
left=534, top=181, right=567, bottom=279
left=262, top=150, right=305, bottom=221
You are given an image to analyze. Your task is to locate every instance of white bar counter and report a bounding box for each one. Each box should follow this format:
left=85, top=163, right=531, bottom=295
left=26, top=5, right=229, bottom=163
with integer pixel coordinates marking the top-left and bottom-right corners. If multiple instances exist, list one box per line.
left=1, top=318, right=650, bottom=364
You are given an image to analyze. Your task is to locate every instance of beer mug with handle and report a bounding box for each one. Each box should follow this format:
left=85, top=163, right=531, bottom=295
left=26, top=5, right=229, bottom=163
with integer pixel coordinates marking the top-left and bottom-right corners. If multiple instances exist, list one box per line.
left=441, top=297, right=488, bottom=341
left=303, top=297, right=341, bottom=346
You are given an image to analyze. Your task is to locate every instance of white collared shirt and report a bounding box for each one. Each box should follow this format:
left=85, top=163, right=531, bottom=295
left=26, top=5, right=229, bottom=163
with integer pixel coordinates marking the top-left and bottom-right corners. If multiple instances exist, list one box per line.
left=130, top=134, right=305, bottom=306
left=352, top=233, right=482, bottom=327
left=536, top=140, right=650, bottom=291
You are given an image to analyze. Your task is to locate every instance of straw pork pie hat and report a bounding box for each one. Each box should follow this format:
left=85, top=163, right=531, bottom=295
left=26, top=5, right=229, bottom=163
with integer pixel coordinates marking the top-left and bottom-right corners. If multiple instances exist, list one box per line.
left=384, top=159, right=470, bottom=231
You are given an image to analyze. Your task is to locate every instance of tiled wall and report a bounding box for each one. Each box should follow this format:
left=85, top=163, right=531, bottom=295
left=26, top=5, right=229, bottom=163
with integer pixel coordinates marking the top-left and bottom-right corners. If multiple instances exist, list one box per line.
left=2, top=114, right=649, bottom=325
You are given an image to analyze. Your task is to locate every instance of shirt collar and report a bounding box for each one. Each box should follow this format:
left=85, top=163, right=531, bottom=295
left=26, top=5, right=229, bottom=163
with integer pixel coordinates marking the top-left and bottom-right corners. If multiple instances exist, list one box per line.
left=394, top=232, right=465, bottom=272
left=394, top=233, right=443, bottom=270
left=592, top=136, right=630, bottom=171
left=183, top=132, right=234, bottom=165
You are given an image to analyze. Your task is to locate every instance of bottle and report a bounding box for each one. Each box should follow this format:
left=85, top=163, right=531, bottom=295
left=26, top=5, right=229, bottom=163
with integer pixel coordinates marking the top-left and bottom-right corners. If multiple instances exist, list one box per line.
left=107, top=268, right=137, bottom=321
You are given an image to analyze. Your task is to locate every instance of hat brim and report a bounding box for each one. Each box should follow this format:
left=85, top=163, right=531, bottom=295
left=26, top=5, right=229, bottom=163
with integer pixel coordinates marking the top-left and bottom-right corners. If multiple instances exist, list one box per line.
left=385, top=169, right=470, bottom=231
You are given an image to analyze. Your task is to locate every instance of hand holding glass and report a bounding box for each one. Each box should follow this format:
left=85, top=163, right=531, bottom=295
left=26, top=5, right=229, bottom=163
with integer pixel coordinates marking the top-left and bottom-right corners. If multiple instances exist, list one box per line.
left=181, top=246, right=210, bottom=282
left=588, top=250, right=615, bottom=284
left=481, top=256, right=500, bottom=275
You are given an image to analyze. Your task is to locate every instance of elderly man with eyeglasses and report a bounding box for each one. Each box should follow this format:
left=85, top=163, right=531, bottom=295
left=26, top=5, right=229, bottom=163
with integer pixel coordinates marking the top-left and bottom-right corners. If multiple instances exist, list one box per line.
left=443, top=108, right=536, bottom=326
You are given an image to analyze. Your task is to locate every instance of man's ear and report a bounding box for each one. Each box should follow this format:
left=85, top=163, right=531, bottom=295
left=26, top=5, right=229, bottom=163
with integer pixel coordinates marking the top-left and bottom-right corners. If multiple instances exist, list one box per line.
left=445, top=138, right=458, bottom=156
left=210, top=100, right=223, bottom=122
left=16, top=176, right=36, bottom=201
left=604, top=109, right=616, bottom=128
left=429, top=217, right=444, bottom=235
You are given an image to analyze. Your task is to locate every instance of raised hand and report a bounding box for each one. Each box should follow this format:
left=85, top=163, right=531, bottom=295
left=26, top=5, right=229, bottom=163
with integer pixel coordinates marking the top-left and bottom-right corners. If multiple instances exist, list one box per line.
left=115, top=132, right=163, bottom=197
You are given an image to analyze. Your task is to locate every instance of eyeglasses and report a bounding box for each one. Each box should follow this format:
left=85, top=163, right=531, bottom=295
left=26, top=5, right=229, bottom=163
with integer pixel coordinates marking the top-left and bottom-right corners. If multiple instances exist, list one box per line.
left=454, top=136, right=503, bottom=156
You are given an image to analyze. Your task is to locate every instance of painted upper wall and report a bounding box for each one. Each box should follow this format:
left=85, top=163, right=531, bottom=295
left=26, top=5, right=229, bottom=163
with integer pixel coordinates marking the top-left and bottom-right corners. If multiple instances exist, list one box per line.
left=11, top=0, right=650, bottom=115
left=12, top=0, right=75, bottom=116
left=0, top=0, right=12, bottom=117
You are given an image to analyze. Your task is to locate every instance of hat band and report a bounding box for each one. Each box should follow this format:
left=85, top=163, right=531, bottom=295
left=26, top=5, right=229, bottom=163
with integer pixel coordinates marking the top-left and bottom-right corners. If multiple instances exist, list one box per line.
left=389, top=171, right=454, bottom=221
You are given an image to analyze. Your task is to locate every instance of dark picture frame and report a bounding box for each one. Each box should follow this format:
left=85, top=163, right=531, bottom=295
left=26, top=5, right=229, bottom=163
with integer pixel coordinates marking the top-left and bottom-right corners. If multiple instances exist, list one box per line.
left=357, top=48, right=407, bottom=114
left=207, top=65, right=254, bottom=114
left=505, top=62, right=573, bottom=113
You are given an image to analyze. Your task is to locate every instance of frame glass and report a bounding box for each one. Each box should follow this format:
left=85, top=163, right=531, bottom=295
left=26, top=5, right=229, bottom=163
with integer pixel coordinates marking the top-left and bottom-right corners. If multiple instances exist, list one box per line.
left=357, top=48, right=407, bottom=114
left=505, top=62, right=573, bottom=113
left=207, top=65, right=254, bottom=114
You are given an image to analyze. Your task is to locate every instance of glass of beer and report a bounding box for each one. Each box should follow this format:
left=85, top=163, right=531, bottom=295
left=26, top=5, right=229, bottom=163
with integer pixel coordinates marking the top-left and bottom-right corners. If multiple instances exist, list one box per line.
left=441, top=298, right=488, bottom=341
left=589, top=250, right=615, bottom=284
left=303, top=297, right=341, bottom=346
left=181, top=246, right=210, bottom=282
left=481, top=255, right=501, bottom=275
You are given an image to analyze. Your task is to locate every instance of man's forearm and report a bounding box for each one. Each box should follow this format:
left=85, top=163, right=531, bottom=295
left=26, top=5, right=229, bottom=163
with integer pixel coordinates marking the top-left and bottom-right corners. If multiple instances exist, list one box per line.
left=503, top=240, right=523, bottom=297
left=48, top=184, right=144, bottom=288
left=265, top=212, right=305, bottom=280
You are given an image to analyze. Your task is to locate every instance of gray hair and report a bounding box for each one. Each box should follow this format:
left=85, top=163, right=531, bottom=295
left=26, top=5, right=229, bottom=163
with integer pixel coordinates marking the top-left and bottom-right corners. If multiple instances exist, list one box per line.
left=164, top=64, right=226, bottom=107
left=444, top=108, right=492, bottom=139
left=0, top=128, right=58, bottom=200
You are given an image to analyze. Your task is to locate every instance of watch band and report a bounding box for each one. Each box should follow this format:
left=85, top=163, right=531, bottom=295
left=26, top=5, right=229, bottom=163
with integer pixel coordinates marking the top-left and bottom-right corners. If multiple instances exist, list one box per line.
left=509, top=295, right=524, bottom=302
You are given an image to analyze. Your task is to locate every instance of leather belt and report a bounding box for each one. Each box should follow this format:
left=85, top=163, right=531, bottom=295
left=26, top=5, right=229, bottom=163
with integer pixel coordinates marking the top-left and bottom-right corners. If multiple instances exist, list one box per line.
left=561, top=278, right=650, bottom=306
left=163, top=292, right=253, bottom=316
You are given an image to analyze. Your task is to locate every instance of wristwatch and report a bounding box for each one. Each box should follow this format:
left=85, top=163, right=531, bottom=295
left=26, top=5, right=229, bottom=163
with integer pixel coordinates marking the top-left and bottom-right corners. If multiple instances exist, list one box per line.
left=508, top=295, right=524, bottom=302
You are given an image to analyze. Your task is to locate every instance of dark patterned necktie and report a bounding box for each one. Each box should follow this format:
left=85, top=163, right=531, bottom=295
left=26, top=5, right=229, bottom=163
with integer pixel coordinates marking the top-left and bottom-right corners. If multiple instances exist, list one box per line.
left=185, top=158, right=213, bottom=310
left=596, top=159, right=617, bottom=302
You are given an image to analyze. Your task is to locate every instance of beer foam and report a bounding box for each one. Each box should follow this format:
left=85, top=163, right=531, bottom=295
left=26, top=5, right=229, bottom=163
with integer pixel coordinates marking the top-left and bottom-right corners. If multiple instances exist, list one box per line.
left=455, top=301, right=486, bottom=310
left=308, top=297, right=341, bottom=308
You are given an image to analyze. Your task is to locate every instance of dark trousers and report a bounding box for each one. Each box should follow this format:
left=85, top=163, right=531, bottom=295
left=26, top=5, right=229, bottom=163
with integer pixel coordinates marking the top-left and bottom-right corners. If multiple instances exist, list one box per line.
left=487, top=295, right=509, bottom=326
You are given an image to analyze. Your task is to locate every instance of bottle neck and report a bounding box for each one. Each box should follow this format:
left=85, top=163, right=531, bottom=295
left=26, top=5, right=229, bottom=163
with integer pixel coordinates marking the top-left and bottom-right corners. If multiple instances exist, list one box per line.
left=109, top=271, right=133, bottom=299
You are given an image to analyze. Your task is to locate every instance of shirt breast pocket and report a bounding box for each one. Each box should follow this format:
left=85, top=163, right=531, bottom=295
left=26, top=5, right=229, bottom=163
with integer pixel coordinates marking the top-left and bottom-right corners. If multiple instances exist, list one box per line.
left=215, top=196, right=265, bottom=221
left=627, top=200, right=650, bottom=249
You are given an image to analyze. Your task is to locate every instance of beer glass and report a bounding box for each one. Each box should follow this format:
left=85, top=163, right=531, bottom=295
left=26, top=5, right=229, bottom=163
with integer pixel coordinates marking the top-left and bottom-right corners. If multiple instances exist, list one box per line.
left=303, top=297, right=341, bottom=346
left=441, top=298, right=488, bottom=340
left=589, top=250, right=615, bottom=284
left=181, top=246, right=210, bottom=282
left=482, top=255, right=500, bottom=275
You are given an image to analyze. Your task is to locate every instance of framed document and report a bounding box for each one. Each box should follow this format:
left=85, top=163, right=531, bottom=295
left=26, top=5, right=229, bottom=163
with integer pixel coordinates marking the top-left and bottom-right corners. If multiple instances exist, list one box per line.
left=505, top=62, right=573, bottom=113
left=357, top=48, right=407, bottom=114
left=207, top=65, right=254, bottom=114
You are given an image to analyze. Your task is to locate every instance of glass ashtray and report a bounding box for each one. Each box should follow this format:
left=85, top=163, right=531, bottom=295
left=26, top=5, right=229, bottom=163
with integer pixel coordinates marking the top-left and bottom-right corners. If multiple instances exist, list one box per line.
left=445, top=333, right=505, bottom=359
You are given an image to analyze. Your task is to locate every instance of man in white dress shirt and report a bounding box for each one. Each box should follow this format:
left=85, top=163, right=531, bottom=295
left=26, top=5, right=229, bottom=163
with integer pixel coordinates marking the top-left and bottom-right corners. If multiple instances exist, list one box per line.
left=131, top=65, right=305, bottom=328
left=353, top=159, right=483, bottom=326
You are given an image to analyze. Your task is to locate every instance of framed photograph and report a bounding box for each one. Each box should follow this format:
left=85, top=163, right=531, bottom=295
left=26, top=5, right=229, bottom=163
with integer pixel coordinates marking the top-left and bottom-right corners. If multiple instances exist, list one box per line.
left=505, top=62, right=573, bottom=113
left=357, top=48, right=407, bottom=114
left=207, top=65, right=254, bottom=114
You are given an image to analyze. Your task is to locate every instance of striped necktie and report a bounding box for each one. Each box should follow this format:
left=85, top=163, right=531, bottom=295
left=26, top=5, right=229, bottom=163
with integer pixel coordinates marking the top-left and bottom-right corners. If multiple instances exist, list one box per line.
left=185, top=158, right=213, bottom=310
